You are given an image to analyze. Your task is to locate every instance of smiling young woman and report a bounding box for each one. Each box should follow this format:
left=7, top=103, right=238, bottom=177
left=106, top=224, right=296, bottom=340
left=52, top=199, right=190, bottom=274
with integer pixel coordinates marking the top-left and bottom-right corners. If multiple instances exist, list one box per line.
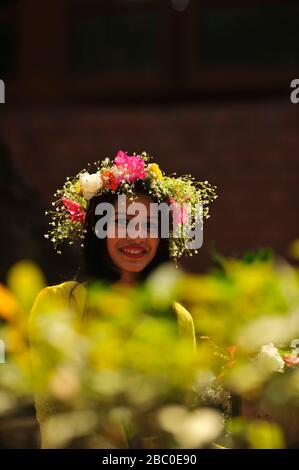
left=29, top=150, right=217, bottom=448
left=81, top=180, right=169, bottom=286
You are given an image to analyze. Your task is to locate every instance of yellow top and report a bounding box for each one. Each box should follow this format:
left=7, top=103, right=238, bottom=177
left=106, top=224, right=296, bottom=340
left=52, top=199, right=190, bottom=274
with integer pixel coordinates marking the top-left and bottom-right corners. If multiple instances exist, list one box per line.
left=29, top=280, right=196, bottom=448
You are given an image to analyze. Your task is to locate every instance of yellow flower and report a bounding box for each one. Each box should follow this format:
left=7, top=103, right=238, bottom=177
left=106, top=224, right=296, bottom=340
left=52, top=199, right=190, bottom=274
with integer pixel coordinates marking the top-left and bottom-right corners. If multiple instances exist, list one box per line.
left=0, top=284, right=19, bottom=322
left=75, top=182, right=83, bottom=195
left=147, top=163, right=163, bottom=181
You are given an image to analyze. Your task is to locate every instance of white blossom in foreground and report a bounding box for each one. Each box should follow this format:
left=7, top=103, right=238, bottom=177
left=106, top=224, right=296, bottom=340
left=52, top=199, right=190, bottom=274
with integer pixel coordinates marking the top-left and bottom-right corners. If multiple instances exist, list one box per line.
left=158, top=405, right=223, bottom=448
left=255, top=343, right=285, bottom=373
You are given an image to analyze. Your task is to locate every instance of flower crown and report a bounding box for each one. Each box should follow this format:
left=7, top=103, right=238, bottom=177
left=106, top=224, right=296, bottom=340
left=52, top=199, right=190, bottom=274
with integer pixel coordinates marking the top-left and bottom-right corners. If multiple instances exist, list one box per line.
left=45, top=150, right=218, bottom=260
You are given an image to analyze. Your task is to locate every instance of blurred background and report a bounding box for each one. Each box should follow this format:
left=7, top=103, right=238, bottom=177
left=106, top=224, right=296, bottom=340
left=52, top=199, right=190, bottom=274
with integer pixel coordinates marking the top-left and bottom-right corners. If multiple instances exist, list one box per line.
left=0, top=0, right=299, bottom=284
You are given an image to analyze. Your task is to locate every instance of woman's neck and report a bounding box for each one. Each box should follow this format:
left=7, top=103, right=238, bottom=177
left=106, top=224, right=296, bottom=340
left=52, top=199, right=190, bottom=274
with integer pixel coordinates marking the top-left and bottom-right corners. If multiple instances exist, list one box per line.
left=118, top=270, right=138, bottom=287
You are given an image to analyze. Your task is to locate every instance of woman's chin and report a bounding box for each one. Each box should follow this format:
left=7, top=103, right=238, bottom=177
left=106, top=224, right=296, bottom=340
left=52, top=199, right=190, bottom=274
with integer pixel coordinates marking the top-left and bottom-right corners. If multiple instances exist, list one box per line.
left=120, top=262, right=147, bottom=273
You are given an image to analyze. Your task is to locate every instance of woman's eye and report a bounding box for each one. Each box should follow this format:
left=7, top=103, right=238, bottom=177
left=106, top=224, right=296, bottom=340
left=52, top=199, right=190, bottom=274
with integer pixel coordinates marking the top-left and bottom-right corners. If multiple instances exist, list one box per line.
left=114, top=219, right=158, bottom=231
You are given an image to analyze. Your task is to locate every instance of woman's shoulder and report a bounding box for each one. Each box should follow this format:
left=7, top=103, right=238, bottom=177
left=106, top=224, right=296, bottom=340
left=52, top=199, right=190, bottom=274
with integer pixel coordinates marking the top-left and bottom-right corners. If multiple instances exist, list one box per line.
left=29, top=281, right=88, bottom=343
left=30, top=280, right=87, bottom=320
left=42, top=279, right=82, bottom=293
left=35, top=280, right=86, bottom=301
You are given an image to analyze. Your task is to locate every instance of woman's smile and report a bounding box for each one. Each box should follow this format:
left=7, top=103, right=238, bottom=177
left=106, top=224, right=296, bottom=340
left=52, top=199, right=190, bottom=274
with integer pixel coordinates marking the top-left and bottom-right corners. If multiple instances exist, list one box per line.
left=119, top=243, right=148, bottom=259
left=106, top=193, right=160, bottom=275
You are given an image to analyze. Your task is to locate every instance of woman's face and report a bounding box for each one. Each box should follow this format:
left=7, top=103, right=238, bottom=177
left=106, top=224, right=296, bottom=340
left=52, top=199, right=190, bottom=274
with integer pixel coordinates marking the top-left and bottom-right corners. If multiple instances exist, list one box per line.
left=106, top=193, right=160, bottom=275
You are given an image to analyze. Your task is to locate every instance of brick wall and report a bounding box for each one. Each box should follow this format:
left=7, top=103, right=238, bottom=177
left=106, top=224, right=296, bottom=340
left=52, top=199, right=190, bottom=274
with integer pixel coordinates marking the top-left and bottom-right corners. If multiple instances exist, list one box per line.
left=1, top=98, right=298, bottom=275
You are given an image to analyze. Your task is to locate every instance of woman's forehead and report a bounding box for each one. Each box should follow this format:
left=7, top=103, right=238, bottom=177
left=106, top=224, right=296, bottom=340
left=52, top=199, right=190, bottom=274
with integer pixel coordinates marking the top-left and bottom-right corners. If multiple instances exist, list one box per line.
left=113, top=193, right=153, bottom=211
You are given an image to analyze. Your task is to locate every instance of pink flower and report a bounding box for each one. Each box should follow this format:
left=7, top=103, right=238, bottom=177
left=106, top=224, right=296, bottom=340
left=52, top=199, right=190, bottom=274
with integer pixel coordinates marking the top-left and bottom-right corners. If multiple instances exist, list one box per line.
left=168, top=197, right=189, bottom=225
left=114, top=150, right=146, bottom=183
left=283, top=354, right=299, bottom=368
left=62, top=197, right=86, bottom=223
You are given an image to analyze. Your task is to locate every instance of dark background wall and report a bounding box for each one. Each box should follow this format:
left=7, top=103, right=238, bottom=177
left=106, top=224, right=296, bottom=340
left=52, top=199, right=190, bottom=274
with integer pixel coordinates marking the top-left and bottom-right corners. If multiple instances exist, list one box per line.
left=0, top=0, right=299, bottom=282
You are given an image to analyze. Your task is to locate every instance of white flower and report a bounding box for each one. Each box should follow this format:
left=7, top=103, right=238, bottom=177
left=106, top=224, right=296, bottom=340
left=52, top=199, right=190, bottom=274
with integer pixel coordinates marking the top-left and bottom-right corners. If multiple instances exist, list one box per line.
left=158, top=405, right=223, bottom=448
left=79, top=172, right=102, bottom=200
left=256, top=343, right=285, bottom=373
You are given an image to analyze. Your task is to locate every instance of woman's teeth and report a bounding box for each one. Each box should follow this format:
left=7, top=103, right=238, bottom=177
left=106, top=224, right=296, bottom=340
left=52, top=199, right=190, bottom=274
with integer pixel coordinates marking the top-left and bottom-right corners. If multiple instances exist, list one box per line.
left=121, top=248, right=144, bottom=254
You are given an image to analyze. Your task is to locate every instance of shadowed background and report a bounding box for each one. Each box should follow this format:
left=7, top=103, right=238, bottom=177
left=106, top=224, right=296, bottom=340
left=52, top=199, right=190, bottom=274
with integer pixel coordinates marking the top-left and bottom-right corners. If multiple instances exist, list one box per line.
left=0, top=0, right=299, bottom=284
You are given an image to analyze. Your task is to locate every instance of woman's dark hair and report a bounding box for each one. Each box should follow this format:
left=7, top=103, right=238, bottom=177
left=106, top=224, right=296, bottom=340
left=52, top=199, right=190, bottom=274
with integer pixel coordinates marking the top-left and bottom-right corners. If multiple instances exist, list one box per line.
left=77, top=180, right=171, bottom=285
